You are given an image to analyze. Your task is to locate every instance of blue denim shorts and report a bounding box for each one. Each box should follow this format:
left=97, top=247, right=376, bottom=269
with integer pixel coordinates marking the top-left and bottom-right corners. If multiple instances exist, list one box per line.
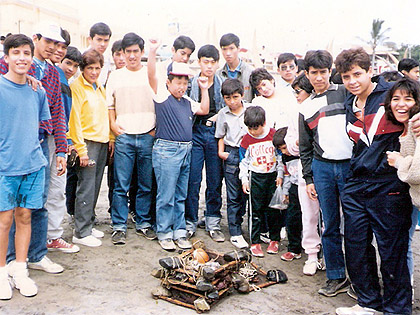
left=0, top=167, right=45, bottom=211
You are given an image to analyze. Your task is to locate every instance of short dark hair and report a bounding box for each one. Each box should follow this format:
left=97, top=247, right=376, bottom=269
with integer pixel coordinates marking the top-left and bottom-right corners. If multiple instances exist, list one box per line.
left=384, top=77, right=420, bottom=125
left=111, top=40, right=123, bottom=55
left=121, top=32, right=144, bottom=51
left=197, top=44, right=219, bottom=61
left=221, top=78, right=244, bottom=96
left=296, top=59, right=305, bottom=73
left=64, top=46, right=82, bottom=65
left=244, top=106, right=265, bottom=128
left=398, top=58, right=420, bottom=73
left=335, top=47, right=370, bottom=74
left=291, top=73, right=313, bottom=94
left=80, top=49, right=104, bottom=70
left=89, top=22, right=112, bottom=38
left=167, top=74, right=189, bottom=82
left=277, top=53, right=297, bottom=68
left=220, top=33, right=240, bottom=48
left=249, top=68, right=275, bottom=90
left=272, top=127, right=288, bottom=148
left=173, top=35, right=195, bottom=53
left=3, top=34, right=34, bottom=56
left=379, top=70, right=403, bottom=83
left=60, top=28, right=70, bottom=46
left=304, top=50, right=333, bottom=71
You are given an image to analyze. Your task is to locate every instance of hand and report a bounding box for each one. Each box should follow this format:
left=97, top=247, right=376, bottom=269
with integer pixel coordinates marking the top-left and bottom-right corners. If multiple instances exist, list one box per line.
left=56, top=156, right=67, bottom=176
left=110, top=121, right=125, bottom=136
left=386, top=150, right=401, bottom=167
left=219, top=152, right=229, bottom=160
left=242, top=183, right=250, bottom=194
left=79, top=155, right=89, bottom=167
left=148, top=38, right=161, bottom=52
left=282, top=195, right=289, bottom=204
left=26, top=75, right=42, bottom=91
left=410, top=112, right=420, bottom=137
left=276, top=177, right=283, bottom=187
left=197, top=76, right=209, bottom=90
left=109, top=141, right=115, bottom=158
left=306, top=183, right=318, bottom=201
left=67, top=145, right=76, bottom=154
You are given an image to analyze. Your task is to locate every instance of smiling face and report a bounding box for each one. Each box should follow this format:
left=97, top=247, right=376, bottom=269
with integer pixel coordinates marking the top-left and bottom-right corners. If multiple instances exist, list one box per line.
left=124, top=44, right=143, bottom=71
left=50, top=41, right=67, bottom=64
left=82, top=62, right=102, bottom=85
left=305, top=66, right=331, bottom=94
left=33, top=35, right=57, bottom=61
left=256, top=79, right=276, bottom=98
left=4, top=44, right=33, bottom=77
left=167, top=76, right=189, bottom=99
left=340, top=65, right=373, bottom=98
left=390, top=89, right=416, bottom=125
left=59, top=58, right=79, bottom=80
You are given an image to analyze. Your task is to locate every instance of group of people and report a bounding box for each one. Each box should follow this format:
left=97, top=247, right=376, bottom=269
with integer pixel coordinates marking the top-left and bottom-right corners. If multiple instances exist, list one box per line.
left=1, top=19, right=420, bottom=315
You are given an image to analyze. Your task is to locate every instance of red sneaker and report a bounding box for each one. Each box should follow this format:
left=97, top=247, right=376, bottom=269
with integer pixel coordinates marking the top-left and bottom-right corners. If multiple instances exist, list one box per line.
left=47, top=238, right=80, bottom=253
left=281, top=251, right=302, bottom=261
left=267, top=241, right=279, bottom=254
left=250, top=244, right=264, bottom=257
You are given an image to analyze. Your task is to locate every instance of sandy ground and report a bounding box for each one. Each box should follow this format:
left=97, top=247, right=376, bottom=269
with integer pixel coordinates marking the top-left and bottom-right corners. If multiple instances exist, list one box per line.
left=1, top=169, right=420, bottom=315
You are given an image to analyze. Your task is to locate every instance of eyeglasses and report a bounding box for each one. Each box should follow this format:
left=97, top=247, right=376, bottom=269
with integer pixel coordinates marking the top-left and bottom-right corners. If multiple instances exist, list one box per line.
left=280, top=65, right=296, bottom=71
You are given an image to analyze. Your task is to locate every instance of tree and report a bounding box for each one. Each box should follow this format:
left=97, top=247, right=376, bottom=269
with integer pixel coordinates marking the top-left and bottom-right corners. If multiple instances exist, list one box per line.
left=369, top=19, right=390, bottom=71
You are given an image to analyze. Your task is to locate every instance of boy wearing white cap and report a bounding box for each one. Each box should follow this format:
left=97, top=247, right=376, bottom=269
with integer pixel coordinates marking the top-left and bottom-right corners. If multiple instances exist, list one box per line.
left=147, top=39, right=210, bottom=251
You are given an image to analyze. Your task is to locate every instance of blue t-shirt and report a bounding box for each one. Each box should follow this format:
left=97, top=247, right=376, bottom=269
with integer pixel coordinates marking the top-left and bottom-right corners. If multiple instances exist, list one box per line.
left=154, top=89, right=199, bottom=142
left=0, top=76, right=50, bottom=176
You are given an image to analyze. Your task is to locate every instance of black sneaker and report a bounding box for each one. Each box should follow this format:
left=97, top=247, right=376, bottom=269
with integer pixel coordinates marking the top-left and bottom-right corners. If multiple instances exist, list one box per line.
left=318, top=278, right=350, bottom=297
left=197, top=218, right=205, bottom=229
left=186, top=230, right=195, bottom=240
left=111, top=230, right=126, bottom=245
left=136, top=227, right=157, bottom=240
left=209, top=230, right=225, bottom=242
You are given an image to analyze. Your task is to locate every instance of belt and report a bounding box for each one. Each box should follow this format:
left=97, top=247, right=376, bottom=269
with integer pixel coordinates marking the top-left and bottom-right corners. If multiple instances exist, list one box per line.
left=196, top=119, right=216, bottom=127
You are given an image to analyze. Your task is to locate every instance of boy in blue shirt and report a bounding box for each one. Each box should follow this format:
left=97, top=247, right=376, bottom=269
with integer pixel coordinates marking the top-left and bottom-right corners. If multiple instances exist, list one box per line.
left=0, top=34, right=50, bottom=299
left=147, top=39, right=210, bottom=251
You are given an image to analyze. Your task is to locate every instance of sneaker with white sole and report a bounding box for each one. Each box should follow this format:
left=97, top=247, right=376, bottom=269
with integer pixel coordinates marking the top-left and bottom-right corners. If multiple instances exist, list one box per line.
left=175, top=237, right=192, bottom=249
left=303, top=259, right=318, bottom=276
left=281, top=251, right=301, bottom=261
left=8, top=262, right=37, bottom=297
left=72, top=235, right=102, bottom=247
left=159, top=238, right=176, bottom=251
left=91, top=228, right=104, bottom=238
left=230, top=235, right=249, bottom=249
left=260, top=232, right=270, bottom=244
left=0, top=266, right=12, bottom=300
left=47, top=238, right=80, bottom=253
left=28, top=256, right=64, bottom=274
left=209, top=230, right=225, bottom=242
left=336, top=304, right=380, bottom=315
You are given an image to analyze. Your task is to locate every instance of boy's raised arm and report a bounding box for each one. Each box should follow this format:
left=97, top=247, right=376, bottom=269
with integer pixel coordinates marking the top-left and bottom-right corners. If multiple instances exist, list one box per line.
left=147, top=39, right=161, bottom=94
left=194, top=77, right=210, bottom=115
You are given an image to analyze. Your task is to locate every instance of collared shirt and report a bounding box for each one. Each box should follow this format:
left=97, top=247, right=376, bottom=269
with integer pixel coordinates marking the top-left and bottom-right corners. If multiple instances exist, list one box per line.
left=68, top=74, right=110, bottom=157
left=33, top=57, right=47, bottom=80
left=215, top=102, right=249, bottom=147
left=227, top=59, right=242, bottom=79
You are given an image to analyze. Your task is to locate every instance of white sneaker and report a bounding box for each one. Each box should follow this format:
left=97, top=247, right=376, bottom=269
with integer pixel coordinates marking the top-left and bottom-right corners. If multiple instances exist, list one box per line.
left=28, top=256, right=64, bottom=274
left=91, top=228, right=104, bottom=238
left=8, top=262, right=37, bottom=297
left=0, top=266, right=12, bottom=300
left=230, top=235, right=249, bottom=249
left=303, top=259, right=318, bottom=276
left=73, top=235, right=102, bottom=247
left=336, top=304, right=380, bottom=315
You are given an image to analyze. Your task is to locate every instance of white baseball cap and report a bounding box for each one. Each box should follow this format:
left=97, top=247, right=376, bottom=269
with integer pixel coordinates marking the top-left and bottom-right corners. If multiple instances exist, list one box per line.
left=34, top=21, right=65, bottom=43
left=169, top=62, right=193, bottom=77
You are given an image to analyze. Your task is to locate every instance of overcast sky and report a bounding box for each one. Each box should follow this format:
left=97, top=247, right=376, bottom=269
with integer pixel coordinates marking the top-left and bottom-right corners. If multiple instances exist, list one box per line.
left=73, top=0, right=420, bottom=56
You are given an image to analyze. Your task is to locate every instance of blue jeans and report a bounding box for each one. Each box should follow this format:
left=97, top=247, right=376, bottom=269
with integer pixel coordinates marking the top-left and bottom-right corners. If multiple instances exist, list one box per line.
left=408, top=206, right=418, bottom=280
left=312, top=158, right=349, bottom=280
left=153, top=139, right=192, bottom=240
left=185, top=125, right=223, bottom=232
left=7, top=137, right=50, bottom=263
left=111, top=133, right=154, bottom=232
left=223, top=146, right=247, bottom=236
